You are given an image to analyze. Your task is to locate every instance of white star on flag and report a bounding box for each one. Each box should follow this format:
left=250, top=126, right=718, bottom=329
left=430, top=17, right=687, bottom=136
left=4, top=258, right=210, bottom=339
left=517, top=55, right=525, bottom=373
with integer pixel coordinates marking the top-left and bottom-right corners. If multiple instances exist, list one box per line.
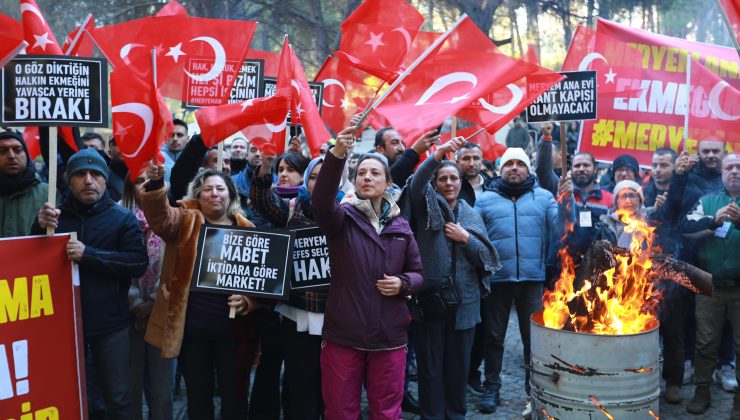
left=295, top=102, right=305, bottom=115
left=240, top=99, right=255, bottom=112
left=114, top=121, right=133, bottom=137
left=166, top=43, right=186, bottom=63
left=365, top=32, right=385, bottom=52
left=33, top=32, right=53, bottom=51
left=605, top=68, right=617, bottom=84
left=340, top=98, right=351, bottom=111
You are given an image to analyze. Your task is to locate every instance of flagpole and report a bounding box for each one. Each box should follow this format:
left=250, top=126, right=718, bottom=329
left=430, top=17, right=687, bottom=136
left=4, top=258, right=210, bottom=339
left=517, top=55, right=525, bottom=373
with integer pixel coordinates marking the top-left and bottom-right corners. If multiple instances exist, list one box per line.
left=64, top=13, right=93, bottom=56
left=46, top=128, right=58, bottom=235
left=683, top=57, right=691, bottom=149
left=715, top=0, right=740, bottom=57
left=464, top=126, right=487, bottom=142
left=354, top=14, right=469, bottom=128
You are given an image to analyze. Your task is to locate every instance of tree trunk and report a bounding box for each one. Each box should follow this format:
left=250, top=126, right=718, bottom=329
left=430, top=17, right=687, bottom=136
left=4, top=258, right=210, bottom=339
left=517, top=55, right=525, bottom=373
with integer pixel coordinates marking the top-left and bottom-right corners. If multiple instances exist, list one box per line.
left=587, top=0, right=595, bottom=27
left=306, top=0, right=330, bottom=66
left=525, top=0, right=540, bottom=58
left=561, top=0, right=572, bottom=49
left=448, top=0, right=504, bottom=36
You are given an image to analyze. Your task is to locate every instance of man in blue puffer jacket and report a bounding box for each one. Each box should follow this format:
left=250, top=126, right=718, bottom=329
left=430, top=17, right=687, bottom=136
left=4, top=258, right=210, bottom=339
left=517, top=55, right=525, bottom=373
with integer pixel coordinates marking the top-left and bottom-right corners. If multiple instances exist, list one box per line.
left=32, top=148, right=148, bottom=420
left=474, top=147, right=560, bottom=415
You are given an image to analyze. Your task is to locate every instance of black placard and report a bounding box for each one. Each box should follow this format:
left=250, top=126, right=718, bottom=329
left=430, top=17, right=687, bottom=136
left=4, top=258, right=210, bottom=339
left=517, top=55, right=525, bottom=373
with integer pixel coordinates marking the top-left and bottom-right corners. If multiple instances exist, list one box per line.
left=191, top=225, right=293, bottom=299
left=2, top=55, right=108, bottom=127
left=526, top=70, right=597, bottom=122
left=290, top=225, right=331, bottom=291
left=262, top=77, right=323, bottom=123
left=183, top=58, right=265, bottom=108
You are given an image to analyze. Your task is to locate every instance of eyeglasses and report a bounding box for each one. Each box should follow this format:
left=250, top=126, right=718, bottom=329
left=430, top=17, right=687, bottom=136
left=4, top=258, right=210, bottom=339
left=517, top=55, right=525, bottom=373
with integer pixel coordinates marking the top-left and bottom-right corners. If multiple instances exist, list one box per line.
left=618, top=193, right=640, bottom=201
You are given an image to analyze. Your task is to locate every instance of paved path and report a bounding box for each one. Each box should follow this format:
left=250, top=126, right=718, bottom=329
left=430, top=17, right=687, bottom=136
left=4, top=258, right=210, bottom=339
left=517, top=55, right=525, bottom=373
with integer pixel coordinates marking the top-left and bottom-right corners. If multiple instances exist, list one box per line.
left=168, top=308, right=736, bottom=419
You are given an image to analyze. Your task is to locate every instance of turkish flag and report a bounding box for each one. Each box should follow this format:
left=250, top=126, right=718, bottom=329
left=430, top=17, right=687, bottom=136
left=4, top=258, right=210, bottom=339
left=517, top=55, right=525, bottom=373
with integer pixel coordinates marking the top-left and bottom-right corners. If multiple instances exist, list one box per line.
left=719, top=0, right=740, bottom=47
left=110, top=68, right=174, bottom=180
left=241, top=124, right=274, bottom=152
left=20, top=0, right=62, bottom=55
left=314, top=56, right=383, bottom=134
left=18, top=0, right=77, bottom=152
left=374, top=17, right=542, bottom=138
left=458, top=68, right=563, bottom=135
left=341, top=0, right=424, bottom=32
left=0, top=13, right=22, bottom=39
left=156, top=0, right=188, bottom=17
left=562, top=25, right=596, bottom=71
left=196, top=95, right=290, bottom=148
left=689, top=58, right=740, bottom=151
left=524, top=44, right=539, bottom=65
left=0, top=33, right=26, bottom=66
left=275, top=36, right=332, bottom=157
left=62, top=15, right=95, bottom=57
left=89, top=15, right=257, bottom=103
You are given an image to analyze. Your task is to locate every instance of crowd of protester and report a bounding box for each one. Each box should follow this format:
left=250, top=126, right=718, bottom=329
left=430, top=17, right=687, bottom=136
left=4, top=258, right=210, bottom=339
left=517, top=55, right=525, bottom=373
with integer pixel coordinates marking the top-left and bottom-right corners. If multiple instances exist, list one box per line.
left=0, top=113, right=738, bottom=419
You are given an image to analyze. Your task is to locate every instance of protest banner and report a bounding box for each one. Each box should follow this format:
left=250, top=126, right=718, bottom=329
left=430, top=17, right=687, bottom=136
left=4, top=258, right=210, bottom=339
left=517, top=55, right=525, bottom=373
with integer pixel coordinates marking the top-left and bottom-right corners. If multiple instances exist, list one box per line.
left=577, top=19, right=739, bottom=165
left=184, top=58, right=265, bottom=107
left=2, top=55, right=108, bottom=127
left=263, top=77, right=324, bottom=123
left=191, top=225, right=293, bottom=298
left=0, top=234, right=85, bottom=419
left=290, top=225, right=331, bottom=291
left=526, top=71, right=597, bottom=122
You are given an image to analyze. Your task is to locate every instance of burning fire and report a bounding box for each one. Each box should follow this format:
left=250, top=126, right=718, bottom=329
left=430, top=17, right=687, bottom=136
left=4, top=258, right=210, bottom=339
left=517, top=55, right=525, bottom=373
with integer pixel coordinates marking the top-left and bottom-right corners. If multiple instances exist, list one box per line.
left=543, top=209, right=661, bottom=334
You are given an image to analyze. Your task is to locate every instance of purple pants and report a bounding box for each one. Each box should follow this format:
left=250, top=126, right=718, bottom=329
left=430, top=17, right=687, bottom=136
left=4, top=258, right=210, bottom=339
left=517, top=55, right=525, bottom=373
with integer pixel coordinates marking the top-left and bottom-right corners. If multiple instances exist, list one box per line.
left=321, top=341, right=406, bottom=420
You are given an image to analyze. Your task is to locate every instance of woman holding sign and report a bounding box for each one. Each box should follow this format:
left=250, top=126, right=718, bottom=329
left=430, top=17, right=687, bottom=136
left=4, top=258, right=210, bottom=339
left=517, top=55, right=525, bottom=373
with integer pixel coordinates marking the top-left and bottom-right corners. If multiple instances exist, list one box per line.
left=249, top=152, right=336, bottom=419
left=312, top=125, right=423, bottom=419
left=141, top=165, right=257, bottom=420
left=405, top=137, right=500, bottom=419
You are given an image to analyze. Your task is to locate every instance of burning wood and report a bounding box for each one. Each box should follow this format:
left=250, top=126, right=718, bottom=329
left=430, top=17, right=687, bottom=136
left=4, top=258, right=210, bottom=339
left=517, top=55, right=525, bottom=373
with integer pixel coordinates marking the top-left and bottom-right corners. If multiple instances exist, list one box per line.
left=575, top=240, right=713, bottom=297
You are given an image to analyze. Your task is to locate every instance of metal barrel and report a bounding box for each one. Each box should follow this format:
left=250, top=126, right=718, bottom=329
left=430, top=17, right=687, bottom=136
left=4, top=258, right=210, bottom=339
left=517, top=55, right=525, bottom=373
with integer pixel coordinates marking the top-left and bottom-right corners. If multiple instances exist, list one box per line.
left=529, top=311, right=660, bottom=419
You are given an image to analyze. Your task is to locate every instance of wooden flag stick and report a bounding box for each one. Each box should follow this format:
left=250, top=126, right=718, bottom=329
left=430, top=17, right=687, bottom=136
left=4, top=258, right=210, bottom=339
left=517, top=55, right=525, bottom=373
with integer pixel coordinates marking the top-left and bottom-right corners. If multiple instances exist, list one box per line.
left=46, top=133, right=58, bottom=235
left=451, top=117, right=457, bottom=138
left=354, top=15, right=468, bottom=128
left=63, top=13, right=93, bottom=56
left=464, top=127, right=487, bottom=142
left=229, top=306, right=236, bottom=319
left=217, top=142, right=224, bottom=172
left=560, top=123, right=568, bottom=173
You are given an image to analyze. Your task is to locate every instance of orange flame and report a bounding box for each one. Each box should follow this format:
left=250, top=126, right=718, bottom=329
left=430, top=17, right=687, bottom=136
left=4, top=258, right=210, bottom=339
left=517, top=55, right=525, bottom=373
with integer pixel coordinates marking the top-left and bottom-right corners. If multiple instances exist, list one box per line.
left=589, top=395, right=615, bottom=420
left=648, top=409, right=659, bottom=419
left=543, top=210, right=661, bottom=335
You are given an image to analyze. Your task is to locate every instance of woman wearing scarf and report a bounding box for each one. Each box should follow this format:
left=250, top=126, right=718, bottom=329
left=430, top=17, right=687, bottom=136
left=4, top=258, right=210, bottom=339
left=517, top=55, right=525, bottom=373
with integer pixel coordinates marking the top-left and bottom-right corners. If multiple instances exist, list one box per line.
left=596, top=180, right=649, bottom=248
left=404, top=136, right=499, bottom=419
left=312, top=125, right=423, bottom=419
left=120, top=172, right=174, bottom=420
left=249, top=152, right=339, bottom=419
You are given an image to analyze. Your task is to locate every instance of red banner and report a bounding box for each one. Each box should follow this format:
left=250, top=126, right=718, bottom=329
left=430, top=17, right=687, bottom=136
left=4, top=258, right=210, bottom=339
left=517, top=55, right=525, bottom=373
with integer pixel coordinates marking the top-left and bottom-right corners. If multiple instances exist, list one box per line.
left=578, top=19, right=739, bottom=165
left=0, top=234, right=86, bottom=419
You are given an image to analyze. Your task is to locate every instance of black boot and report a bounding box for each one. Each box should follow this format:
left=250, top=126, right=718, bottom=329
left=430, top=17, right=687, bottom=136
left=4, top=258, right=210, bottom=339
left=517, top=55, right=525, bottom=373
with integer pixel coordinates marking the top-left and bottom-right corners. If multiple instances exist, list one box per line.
left=402, top=391, right=421, bottom=414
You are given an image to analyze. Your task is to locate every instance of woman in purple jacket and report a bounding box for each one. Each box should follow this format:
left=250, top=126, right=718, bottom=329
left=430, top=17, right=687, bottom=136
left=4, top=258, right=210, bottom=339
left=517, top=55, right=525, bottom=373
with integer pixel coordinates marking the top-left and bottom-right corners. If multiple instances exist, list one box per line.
left=311, top=125, right=423, bottom=419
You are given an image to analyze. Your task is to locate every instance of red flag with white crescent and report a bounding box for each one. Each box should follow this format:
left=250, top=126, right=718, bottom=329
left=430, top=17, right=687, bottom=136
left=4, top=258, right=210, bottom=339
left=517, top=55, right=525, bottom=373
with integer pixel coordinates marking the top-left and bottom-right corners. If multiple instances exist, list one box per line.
left=196, top=95, right=290, bottom=148
left=689, top=58, right=740, bottom=152
left=110, top=68, right=173, bottom=180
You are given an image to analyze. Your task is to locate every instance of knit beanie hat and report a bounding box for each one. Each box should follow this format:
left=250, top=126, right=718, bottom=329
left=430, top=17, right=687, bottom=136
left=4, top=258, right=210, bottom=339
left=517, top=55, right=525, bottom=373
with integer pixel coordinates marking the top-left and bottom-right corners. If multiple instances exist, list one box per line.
left=612, top=154, right=640, bottom=178
left=66, top=148, right=109, bottom=180
left=499, top=147, right=532, bottom=173
left=613, top=180, right=643, bottom=203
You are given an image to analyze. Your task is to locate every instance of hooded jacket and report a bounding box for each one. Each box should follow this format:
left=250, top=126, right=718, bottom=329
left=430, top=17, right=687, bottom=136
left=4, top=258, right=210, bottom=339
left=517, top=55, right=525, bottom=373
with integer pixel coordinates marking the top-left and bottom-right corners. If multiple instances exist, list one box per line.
left=312, top=151, right=423, bottom=350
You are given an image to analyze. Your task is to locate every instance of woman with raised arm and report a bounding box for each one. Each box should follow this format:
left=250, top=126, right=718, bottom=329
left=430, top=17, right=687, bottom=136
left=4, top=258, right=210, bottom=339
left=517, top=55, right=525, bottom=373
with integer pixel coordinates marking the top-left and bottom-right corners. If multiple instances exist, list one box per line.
left=311, top=125, right=423, bottom=419
left=140, top=163, right=257, bottom=420
left=405, top=136, right=499, bottom=419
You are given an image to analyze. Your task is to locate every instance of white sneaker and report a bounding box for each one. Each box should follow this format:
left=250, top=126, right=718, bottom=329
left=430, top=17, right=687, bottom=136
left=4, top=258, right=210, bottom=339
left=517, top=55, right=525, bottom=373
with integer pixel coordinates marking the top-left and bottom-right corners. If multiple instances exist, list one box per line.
left=683, top=360, right=694, bottom=385
left=522, top=399, right=532, bottom=419
left=713, top=364, right=739, bottom=391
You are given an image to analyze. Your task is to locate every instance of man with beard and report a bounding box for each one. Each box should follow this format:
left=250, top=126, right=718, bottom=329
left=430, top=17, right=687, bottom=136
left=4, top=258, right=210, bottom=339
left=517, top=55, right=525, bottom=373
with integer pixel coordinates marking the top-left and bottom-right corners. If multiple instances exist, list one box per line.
left=228, top=137, right=249, bottom=174
left=374, top=126, right=439, bottom=188
left=683, top=153, right=740, bottom=416
left=644, top=148, right=678, bottom=210
left=474, top=148, right=560, bottom=414
left=456, top=142, right=490, bottom=207
left=0, top=130, right=48, bottom=237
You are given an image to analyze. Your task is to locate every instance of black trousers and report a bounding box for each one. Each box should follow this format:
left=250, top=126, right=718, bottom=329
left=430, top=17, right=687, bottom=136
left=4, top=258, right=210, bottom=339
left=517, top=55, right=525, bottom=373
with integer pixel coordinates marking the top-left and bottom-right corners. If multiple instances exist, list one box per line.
left=659, top=284, right=691, bottom=386
left=249, top=310, right=286, bottom=420
left=179, top=334, right=247, bottom=420
left=412, top=316, right=476, bottom=420
left=483, top=281, right=543, bottom=394
left=468, top=299, right=486, bottom=384
left=281, top=318, right=324, bottom=420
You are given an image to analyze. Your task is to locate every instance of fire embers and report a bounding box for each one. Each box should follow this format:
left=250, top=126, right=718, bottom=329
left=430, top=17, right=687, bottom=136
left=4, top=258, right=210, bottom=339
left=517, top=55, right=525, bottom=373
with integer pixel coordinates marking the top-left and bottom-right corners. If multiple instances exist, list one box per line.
left=543, top=210, right=661, bottom=335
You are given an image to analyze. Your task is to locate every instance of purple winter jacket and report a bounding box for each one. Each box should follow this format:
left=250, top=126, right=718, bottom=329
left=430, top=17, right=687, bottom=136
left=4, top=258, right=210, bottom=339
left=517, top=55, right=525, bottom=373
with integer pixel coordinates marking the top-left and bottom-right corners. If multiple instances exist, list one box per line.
left=312, top=151, right=423, bottom=350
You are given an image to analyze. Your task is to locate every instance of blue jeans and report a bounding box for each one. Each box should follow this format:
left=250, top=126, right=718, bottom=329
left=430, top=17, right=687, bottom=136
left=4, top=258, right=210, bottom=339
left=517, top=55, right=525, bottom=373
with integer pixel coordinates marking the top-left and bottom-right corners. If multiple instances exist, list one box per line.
left=129, top=321, right=175, bottom=420
left=86, top=327, right=133, bottom=420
